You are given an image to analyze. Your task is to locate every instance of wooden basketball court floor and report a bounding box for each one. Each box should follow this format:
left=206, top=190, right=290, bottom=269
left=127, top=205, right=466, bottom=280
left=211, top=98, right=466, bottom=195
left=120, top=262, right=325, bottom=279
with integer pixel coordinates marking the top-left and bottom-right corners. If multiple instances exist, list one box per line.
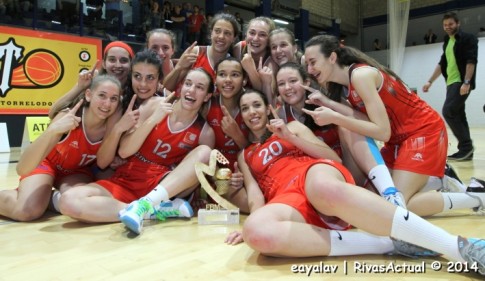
left=1, top=129, right=484, bottom=281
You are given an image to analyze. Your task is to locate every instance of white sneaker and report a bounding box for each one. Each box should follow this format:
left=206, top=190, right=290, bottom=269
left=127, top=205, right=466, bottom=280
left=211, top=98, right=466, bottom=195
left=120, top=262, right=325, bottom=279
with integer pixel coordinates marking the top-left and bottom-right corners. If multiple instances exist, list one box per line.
left=468, top=177, right=485, bottom=190
left=383, top=187, right=407, bottom=209
left=119, top=198, right=155, bottom=235
left=441, top=163, right=466, bottom=192
left=157, top=198, right=194, bottom=218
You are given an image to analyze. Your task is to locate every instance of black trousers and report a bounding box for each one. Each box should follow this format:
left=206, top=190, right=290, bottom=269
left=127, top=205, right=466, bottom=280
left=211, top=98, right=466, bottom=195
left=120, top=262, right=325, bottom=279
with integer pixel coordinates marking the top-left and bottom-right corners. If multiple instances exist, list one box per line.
left=442, top=82, right=473, bottom=152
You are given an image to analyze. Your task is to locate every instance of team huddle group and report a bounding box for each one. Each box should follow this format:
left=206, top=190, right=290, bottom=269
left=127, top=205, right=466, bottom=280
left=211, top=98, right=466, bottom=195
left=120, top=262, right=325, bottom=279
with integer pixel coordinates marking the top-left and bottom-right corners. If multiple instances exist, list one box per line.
left=1, top=11, right=484, bottom=276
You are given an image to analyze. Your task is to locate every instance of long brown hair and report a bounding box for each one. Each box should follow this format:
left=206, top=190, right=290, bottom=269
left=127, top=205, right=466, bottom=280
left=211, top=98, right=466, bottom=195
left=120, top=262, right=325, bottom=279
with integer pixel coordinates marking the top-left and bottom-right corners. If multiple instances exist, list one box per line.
left=305, top=35, right=403, bottom=95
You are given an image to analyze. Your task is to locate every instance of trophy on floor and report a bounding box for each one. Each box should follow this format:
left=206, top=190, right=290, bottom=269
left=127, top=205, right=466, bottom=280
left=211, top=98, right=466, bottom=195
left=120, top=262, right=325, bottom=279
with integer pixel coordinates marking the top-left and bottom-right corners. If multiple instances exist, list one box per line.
left=195, top=149, right=240, bottom=225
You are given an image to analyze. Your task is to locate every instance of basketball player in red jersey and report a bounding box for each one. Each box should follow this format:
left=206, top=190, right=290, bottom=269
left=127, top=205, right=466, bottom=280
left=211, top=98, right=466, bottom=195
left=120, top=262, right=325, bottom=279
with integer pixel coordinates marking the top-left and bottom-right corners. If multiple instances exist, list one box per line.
left=49, top=41, right=134, bottom=119
left=60, top=51, right=215, bottom=235
left=0, top=75, right=122, bottom=221
left=224, top=90, right=485, bottom=277
left=162, top=13, right=239, bottom=94
left=201, top=57, right=249, bottom=212
left=234, top=17, right=278, bottom=105
left=146, top=28, right=176, bottom=80
left=303, top=35, right=485, bottom=218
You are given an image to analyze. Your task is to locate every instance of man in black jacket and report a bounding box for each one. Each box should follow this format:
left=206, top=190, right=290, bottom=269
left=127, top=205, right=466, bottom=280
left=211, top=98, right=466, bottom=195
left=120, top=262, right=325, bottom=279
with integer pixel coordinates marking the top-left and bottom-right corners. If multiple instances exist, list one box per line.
left=422, top=12, right=478, bottom=161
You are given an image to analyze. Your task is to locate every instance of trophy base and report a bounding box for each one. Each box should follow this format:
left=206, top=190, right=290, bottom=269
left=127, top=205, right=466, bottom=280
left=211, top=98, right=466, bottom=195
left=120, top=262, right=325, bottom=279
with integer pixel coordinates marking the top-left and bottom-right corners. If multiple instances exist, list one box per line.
left=198, top=209, right=240, bottom=225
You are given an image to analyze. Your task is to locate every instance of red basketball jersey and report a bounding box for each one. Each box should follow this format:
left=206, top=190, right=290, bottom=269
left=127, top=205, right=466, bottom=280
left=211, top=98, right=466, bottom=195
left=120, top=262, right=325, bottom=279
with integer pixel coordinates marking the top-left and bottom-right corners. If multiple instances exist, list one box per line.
left=347, top=64, right=443, bottom=145
left=243, top=134, right=322, bottom=200
left=46, top=119, right=101, bottom=173
left=126, top=113, right=207, bottom=168
left=206, top=95, right=249, bottom=168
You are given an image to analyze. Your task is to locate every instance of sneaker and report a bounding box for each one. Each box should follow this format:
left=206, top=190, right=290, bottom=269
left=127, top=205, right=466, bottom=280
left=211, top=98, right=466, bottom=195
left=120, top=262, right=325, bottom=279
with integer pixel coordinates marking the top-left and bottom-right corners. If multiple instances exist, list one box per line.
left=466, top=184, right=485, bottom=212
left=440, top=163, right=466, bottom=192
left=391, top=238, right=440, bottom=258
left=383, top=187, right=407, bottom=208
left=457, top=236, right=485, bottom=275
left=467, top=177, right=485, bottom=192
left=448, top=149, right=474, bottom=161
left=158, top=198, right=194, bottom=218
left=119, top=198, right=154, bottom=235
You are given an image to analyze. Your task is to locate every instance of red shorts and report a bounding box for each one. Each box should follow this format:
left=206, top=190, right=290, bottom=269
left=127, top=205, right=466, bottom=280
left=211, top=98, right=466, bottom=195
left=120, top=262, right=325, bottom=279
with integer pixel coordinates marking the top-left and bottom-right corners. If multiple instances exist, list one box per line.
left=98, top=161, right=171, bottom=203
left=19, top=158, right=94, bottom=187
left=381, top=128, right=447, bottom=177
left=267, top=159, right=353, bottom=230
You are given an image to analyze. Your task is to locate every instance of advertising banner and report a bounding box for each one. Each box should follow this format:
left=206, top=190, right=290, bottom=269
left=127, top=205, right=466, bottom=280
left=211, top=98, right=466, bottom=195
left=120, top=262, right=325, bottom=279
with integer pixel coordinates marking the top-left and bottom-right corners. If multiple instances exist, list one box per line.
left=0, top=26, right=102, bottom=114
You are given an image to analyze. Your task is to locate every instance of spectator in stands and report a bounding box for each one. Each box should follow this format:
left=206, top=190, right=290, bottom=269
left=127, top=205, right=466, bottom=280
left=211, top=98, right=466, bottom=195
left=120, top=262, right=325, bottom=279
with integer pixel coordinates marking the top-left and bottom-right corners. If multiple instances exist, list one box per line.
left=235, top=12, right=244, bottom=41
left=424, top=29, right=437, bottom=44
left=199, top=12, right=213, bottom=45
left=105, top=0, right=120, bottom=24
left=0, top=0, right=6, bottom=16
left=148, top=1, right=162, bottom=29
left=187, top=5, right=205, bottom=45
left=373, top=38, right=382, bottom=50
left=161, top=1, right=172, bottom=28
left=170, top=4, right=186, bottom=57
left=86, top=0, right=103, bottom=34
left=57, top=0, right=79, bottom=29
left=181, top=2, right=193, bottom=49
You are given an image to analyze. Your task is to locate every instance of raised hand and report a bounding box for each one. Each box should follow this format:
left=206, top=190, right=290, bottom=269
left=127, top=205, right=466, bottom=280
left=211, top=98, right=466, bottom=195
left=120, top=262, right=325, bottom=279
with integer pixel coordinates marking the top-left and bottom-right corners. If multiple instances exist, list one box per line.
left=241, top=42, right=256, bottom=72
left=258, top=56, right=273, bottom=84
left=117, top=95, right=140, bottom=133
left=301, top=84, right=329, bottom=107
left=152, top=92, right=176, bottom=123
left=266, top=104, right=292, bottom=139
left=50, top=99, right=83, bottom=134
left=163, top=90, right=177, bottom=104
left=230, top=161, right=244, bottom=190
left=177, top=41, right=198, bottom=69
left=220, top=105, right=240, bottom=138
left=78, top=60, right=100, bottom=90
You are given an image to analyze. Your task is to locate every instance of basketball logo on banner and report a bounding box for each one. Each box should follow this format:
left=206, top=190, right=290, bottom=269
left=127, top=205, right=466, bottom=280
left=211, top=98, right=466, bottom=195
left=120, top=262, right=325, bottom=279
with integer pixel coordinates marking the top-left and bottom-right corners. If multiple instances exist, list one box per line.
left=0, top=38, right=64, bottom=97
left=0, top=26, right=101, bottom=114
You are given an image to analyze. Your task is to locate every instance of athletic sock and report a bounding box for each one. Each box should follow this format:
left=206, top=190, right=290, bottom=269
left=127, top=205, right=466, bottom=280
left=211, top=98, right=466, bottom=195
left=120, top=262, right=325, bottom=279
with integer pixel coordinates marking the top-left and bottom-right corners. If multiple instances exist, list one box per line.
left=51, top=190, right=61, bottom=213
left=143, top=184, right=169, bottom=206
left=390, top=206, right=463, bottom=261
left=328, top=230, right=394, bottom=256
left=368, top=165, right=396, bottom=195
left=442, top=193, right=482, bottom=212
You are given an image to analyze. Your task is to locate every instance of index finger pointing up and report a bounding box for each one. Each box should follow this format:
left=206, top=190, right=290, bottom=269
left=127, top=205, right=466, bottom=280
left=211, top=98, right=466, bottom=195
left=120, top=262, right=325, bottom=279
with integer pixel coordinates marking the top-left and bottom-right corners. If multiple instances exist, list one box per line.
left=233, top=161, right=239, bottom=173
left=69, top=99, right=84, bottom=114
left=186, top=41, right=197, bottom=53
left=268, top=104, right=279, bottom=119
left=246, top=41, right=252, bottom=57
left=220, top=105, right=231, bottom=118
left=165, top=91, right=177, bottom=104
left=90, top=60, right=101, bottom=75
left=127, top=94, right=137, bottom=111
